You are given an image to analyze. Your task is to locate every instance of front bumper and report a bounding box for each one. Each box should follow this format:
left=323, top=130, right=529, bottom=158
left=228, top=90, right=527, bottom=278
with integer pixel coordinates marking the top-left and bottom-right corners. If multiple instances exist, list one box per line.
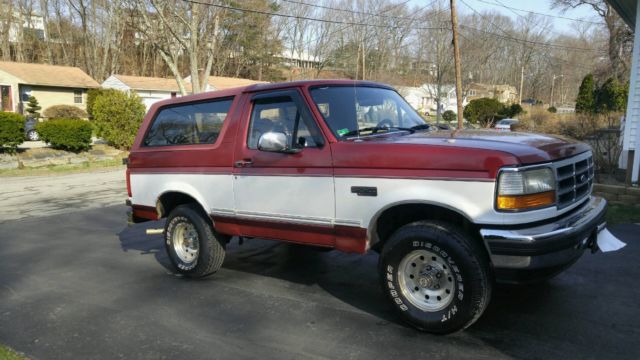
left=479, top=196, right=607, bottom=282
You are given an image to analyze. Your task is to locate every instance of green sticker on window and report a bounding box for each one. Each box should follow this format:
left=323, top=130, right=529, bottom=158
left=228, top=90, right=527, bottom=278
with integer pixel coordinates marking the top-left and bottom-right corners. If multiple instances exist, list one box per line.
left=337, top=128, right=349, bottom=136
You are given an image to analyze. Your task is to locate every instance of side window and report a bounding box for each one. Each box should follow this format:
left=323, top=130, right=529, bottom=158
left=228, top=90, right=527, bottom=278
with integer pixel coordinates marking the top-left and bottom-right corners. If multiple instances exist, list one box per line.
left=143, top=98, right=233, bottom=147
left=247, top=96, right=322, bottom=150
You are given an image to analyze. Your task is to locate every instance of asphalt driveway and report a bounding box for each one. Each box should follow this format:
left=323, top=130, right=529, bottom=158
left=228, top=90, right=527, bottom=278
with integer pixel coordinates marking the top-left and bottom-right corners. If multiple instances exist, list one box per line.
left=0, top=204, right=638, bottom=359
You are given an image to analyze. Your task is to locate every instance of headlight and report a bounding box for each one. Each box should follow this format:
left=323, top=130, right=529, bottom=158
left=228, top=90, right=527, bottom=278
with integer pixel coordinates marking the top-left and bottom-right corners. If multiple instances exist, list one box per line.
left=496, top=167, right=556, bottom=211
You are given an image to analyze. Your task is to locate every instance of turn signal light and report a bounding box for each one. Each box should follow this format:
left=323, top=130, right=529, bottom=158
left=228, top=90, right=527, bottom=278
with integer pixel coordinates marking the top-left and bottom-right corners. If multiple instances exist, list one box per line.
left=496, top=191, right=556, bottom=211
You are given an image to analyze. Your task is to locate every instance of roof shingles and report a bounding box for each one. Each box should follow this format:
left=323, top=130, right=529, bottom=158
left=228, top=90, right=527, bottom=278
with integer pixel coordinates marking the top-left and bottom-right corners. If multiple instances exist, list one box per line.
left=0, top=61, right=100, bottom=88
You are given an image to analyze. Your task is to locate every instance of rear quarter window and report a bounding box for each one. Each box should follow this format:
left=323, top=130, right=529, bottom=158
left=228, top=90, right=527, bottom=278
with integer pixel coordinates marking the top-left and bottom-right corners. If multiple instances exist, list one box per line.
left=143, top=98, right=233, bottom=147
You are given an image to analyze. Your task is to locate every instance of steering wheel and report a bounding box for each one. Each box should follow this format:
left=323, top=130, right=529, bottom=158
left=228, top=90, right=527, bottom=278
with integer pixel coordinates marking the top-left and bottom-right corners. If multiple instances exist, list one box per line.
left=375, top=119, right=395, bottom=132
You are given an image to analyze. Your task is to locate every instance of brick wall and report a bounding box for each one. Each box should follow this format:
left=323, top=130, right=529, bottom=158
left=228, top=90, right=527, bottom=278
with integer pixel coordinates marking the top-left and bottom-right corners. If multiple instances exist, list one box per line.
left=593, top=184, right=640, bottom=207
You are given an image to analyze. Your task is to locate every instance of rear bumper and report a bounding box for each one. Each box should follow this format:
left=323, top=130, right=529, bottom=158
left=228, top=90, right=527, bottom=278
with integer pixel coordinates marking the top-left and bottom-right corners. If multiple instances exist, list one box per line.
left=479, top=196, right=607, bottom=282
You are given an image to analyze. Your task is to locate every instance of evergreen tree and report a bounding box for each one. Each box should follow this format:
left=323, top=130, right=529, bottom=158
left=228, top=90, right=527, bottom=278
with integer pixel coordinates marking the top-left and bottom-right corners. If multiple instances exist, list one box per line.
left=575, top=74, right=595, bottom=114
left=596, top=77, right=628, bottom=113
left=25, top=96, right=42, bottom=119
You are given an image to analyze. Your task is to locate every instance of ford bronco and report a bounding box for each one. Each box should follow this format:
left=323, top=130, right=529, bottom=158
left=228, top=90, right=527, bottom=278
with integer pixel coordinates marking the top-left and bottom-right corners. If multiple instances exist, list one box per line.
left=126, top=80, right=607, bottom=333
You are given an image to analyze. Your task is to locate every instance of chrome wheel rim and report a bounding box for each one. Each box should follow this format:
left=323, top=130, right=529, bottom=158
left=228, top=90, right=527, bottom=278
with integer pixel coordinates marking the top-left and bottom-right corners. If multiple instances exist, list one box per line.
left=398, top=249, right=456, bottom=312
left=172, top=222, right=199, bottom=264
left=28, top=130, right=38, bottom=141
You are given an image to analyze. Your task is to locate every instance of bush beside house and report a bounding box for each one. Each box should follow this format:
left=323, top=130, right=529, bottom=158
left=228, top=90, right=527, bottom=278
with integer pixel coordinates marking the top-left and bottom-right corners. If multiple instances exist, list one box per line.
left=442, top=110, right=456, bottom=122
left=36, top=118, right=93, bottom=152
left=0, top=112, right=25, bottom=153
left=87, top=88, right=118, bottom=119
left=43, top=105, right=88, bottom=119
left=92, top=90, right=145, bottom=149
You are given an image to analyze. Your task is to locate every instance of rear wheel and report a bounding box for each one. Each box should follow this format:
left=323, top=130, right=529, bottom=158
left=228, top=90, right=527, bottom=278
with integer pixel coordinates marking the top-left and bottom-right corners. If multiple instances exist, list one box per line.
left=165, top=204, right=226, bottom=278
left=378, top=221, right=492, bottom=334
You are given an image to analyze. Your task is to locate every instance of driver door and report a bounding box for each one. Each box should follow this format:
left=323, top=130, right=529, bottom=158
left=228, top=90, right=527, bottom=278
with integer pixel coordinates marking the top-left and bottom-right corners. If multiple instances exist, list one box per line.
left=232, top=90, right=336, bottom=246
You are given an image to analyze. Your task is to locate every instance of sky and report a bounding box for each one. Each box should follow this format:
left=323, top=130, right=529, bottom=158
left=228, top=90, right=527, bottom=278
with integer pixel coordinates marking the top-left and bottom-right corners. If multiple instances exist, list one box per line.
left=418, top=0, right=604, bottom=35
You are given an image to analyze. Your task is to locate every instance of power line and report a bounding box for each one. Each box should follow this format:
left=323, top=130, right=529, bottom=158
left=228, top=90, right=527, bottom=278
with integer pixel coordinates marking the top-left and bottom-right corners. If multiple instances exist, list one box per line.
left=473, top=0, right=604, bottom=25
left=459, top=0, right=605, bottom=53
left=279, top=0, right=434, bottom=22
left=180, top=0, right=446, bottom=31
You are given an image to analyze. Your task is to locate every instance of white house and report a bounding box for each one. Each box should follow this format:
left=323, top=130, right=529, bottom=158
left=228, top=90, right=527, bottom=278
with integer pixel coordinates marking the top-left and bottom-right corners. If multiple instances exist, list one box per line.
left=101, top=75, right=188, bottom=110
left=606, top=0, right=640, bottom=183
left=184, top=75, right=267, bottom=92
left=0, top=11, right=46, bottom=43
left=397, top=84, right=463, bottom=115
left=396, top=86, right=431, bottom=113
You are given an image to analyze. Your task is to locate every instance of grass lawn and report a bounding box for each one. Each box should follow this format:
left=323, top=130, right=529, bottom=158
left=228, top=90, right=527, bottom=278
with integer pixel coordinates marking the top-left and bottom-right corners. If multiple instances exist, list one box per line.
left=0, top=345, right=26, bottom=360
left=0, top=159, right=124, bottom=177
left=606, top=204, right=640, bottom=225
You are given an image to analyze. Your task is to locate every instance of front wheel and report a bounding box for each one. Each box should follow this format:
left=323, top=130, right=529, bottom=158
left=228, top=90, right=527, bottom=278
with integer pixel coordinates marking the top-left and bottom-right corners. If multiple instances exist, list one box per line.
left=378, top=221, right=492, bottom=334
left=164, top=204, right=227, bottom=278
left=27, top=130, right=39, bottom=141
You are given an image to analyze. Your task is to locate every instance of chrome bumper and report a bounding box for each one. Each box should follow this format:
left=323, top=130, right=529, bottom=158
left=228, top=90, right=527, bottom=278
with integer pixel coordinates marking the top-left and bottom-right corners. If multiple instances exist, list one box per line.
left=479, top=196, right=607, bottom=270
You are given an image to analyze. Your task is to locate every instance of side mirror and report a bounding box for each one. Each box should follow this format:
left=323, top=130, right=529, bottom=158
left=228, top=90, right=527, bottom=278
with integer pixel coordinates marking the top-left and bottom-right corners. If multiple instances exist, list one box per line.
left=257, top=132, right=301, bottom=154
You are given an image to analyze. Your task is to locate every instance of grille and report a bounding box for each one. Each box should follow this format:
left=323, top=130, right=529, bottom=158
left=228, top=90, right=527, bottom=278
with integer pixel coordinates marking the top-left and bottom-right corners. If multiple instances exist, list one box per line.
left=554, top=152, right=594, bottom=209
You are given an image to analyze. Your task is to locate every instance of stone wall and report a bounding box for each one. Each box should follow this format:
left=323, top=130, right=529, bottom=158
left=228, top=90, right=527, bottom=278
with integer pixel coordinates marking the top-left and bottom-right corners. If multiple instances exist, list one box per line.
left=593, top=184, right=640, bottom=207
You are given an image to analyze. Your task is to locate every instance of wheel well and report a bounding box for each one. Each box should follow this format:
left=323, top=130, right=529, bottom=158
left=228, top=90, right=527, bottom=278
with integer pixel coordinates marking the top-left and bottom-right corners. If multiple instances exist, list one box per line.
left=157, top=192, right=207, bottom=219
left=371, top=203, right=477, bottom=252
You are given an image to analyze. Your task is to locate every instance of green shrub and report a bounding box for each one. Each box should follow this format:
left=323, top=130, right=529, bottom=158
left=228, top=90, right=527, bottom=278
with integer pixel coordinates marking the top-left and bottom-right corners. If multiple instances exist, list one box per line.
left=442, top=110, right=456, bottom=122
left=506, top=103, right=524, bottom=118
left=463, top=98, right=505, bottom=126
left=547, top=106, right=557, bottom=113
left=0, top=112, right=25, bottom=153
left=43, top=105, right=88, bottom=119
left=92, top=90, right=145, bottom=149
left=36, top=118, right=93, bottom=152
left=87, top=88, right=119, bottom=119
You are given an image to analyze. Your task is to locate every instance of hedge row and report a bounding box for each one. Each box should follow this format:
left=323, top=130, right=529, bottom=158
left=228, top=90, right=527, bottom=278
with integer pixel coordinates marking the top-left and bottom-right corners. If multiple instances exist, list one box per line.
left=36, top=118, right=93, bottom=152
left=0, top=112, right=24, bottom=153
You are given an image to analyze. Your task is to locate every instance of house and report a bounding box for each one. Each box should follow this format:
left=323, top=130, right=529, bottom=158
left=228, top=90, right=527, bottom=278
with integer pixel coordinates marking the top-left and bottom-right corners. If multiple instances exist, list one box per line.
left=422, top=83, right=461, bottom=113
left=0, top=61, right=99, bottom=114
left=101, top=75, right=191, bottom=110
left=606, top=0, right=640, bottom=183
left=196, top=75, right=267, bottom=91
left=0, top=10, right=46, bottom=43
left=466, top=83, right=518, bottom=104
left=396, top=86, right=431, bottom=113
left=279, top=50, right=321, bottom=69
left=397, top=84, right=462, bottom=115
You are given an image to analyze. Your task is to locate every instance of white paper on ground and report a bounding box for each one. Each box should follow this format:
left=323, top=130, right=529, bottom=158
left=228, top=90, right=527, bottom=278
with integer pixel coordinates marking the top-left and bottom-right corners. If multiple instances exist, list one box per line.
left=596, top=228, right=627, bottom=252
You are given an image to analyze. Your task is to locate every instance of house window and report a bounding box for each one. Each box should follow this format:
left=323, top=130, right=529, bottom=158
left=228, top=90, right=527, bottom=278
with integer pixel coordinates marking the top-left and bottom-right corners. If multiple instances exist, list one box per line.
left=468, top=90, right=477, bottom=96
left=74, top=90, right=83, bottom=104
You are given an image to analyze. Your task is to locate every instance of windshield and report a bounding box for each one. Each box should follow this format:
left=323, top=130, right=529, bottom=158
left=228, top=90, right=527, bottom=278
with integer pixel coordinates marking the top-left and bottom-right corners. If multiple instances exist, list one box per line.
left=309, top=86, right=428, bottom=139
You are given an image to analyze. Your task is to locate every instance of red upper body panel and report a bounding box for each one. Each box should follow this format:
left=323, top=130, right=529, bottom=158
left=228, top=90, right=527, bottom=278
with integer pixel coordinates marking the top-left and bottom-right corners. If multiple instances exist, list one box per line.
left=128, top=80, right=591, bottom=180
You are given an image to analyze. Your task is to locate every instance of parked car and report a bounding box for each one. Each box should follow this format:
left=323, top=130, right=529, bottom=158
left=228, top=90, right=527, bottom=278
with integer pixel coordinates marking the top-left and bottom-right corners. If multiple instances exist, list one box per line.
left=24, top=117, right=39, bottom=141
left=495, top=118, right=519, bottom=131
left=126, top=80, right=606, bottom=334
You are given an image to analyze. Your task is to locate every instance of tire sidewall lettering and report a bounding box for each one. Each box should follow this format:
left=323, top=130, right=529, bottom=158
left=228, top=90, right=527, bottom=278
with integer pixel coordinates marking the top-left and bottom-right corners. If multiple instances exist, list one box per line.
left=166, top=216, right=199, bottom=271
left=386, top=240, right=465, bottom=321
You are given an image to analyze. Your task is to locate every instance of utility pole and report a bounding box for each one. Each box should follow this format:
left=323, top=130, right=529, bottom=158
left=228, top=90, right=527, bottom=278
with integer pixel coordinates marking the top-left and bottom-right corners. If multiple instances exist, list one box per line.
left=519, top=65, right=524, bottom=105
left=550, top=74, right=563, bottom=108
left=450, top=0, right=464, bottom=130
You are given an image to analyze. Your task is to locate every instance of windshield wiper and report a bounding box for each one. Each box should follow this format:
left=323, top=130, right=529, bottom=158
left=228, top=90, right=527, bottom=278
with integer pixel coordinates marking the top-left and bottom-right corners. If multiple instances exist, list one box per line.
left=409, top=124, right=434, bottom=131
left=341, top=126, right=414, bottom=137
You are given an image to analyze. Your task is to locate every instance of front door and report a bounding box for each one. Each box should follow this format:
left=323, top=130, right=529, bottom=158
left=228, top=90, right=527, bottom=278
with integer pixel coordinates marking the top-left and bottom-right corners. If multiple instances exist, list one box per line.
left=232, top=89, right=335, bottom=246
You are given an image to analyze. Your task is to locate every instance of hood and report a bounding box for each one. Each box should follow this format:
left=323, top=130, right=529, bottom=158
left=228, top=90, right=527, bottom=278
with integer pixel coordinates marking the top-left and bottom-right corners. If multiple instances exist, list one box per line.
left=358, top=129, right=591, bottom=164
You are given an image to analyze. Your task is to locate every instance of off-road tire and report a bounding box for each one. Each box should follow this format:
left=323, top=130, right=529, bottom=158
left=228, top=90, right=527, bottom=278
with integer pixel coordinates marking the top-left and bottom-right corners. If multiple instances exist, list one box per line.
left=165, top=204, right=226, bottom=278
left=378, top=220, right=492, bottom=334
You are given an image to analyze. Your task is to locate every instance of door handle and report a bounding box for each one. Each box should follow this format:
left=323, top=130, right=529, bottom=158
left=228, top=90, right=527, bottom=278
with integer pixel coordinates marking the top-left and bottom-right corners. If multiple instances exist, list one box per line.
left=234, top=159, right=253, bottom=168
